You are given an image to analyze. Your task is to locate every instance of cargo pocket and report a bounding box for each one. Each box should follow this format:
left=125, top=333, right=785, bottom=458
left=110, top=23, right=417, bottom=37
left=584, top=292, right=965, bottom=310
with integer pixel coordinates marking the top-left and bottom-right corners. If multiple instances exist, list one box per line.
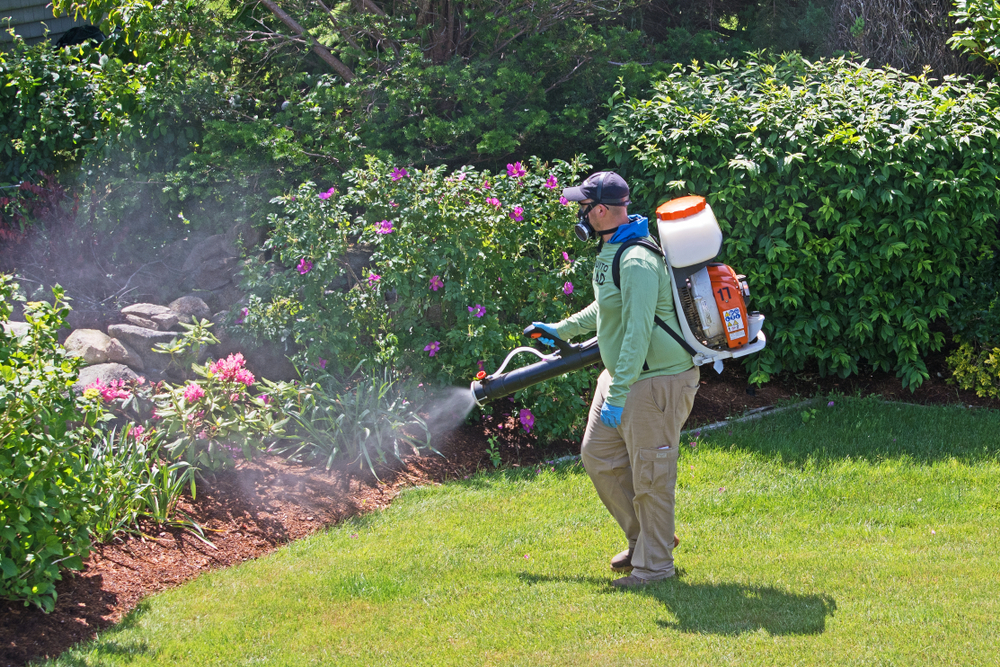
left=635, top=446, right=676, bottom=492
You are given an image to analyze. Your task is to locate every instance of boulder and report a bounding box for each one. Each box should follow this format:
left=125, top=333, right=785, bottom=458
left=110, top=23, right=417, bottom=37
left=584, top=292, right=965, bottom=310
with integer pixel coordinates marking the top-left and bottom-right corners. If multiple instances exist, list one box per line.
left=124, top=314, right=159, bottom=330
left=72, top=363, right=139, bottom=393
left=107, top=324, right=178, bottom=370
left=1, top=320, right=30, bottom=339
left=64, top=329, right=114, bottom=365
left=107, top=338, right=144, bottom=371
left=182, top=235, right=240, bottom=291
left=168, top=295, right=212, bottom=323
left=121, top=303, right=179, bottom=330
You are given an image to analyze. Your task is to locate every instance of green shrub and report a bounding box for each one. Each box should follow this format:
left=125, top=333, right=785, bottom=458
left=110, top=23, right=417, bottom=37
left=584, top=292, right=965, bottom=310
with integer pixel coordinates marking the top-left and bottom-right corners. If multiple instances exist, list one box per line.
left=0, top=275, right=107, bottom=611
left=946, top=341, right=1000, bottom=399
left=241, top=156, right=599, bottom=442
left=600, top=53, right=1000, bottom=388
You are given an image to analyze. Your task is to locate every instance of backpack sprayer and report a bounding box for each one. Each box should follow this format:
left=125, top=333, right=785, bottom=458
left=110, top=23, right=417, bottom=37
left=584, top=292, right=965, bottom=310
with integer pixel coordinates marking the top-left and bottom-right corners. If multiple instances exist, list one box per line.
left=471, top=195, right=766, bottom=407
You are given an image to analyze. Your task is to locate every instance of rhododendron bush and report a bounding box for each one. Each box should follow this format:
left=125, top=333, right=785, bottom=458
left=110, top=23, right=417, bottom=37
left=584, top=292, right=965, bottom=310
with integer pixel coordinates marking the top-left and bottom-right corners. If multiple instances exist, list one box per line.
left=241, top=156, right=602, bottom=441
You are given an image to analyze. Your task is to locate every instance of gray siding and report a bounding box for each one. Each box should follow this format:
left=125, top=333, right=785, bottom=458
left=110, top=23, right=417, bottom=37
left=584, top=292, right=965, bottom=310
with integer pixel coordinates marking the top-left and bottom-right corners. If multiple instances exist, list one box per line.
left=0, top=0, right=86, bottom=45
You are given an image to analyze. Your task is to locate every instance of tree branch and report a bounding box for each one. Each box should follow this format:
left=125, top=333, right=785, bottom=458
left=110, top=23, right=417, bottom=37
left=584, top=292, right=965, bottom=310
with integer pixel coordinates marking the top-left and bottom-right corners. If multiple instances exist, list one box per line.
left=257, top=0, right=355, bottom=81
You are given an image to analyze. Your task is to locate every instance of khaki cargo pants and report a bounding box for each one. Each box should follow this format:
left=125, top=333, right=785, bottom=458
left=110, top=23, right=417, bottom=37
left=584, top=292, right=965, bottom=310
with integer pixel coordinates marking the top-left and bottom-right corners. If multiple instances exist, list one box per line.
left=581, top=366, right=700, bottom=581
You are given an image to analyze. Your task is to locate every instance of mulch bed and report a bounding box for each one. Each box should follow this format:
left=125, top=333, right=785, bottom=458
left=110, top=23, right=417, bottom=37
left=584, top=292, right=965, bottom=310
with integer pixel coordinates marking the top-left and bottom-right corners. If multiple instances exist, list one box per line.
left=2, top=355, right=997, bottom=667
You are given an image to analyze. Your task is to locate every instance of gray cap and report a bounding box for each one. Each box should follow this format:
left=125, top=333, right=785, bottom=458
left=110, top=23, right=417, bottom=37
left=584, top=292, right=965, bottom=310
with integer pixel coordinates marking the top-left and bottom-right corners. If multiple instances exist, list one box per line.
left=561, top=171, right=631, bottom=206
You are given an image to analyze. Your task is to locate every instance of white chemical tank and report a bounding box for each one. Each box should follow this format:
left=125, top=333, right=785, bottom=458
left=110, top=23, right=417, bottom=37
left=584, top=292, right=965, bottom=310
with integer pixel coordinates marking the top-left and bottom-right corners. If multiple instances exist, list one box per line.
left=654, top=195, right=722, bottom=268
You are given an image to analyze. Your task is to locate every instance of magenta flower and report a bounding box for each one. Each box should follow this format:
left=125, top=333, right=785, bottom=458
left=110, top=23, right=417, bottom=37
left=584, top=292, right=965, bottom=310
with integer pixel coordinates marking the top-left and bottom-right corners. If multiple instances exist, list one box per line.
left=259, top=393, right=271, bottom=405
left=519, top=408, right=535, bottom=433
left=318, top=187, right=336, bottom=200
left=429, top=275, right=444, bottom=291
left=510, top=206, right=524, bottom=222
left=391, top=167, right=408, bottom=181
left=368, top=273, right=381, bottom=286
left=235, top=307, right=248, bottom=324
left=376, top=219, right=394, bottom=234
left=318, top=358, right=327, bottom=370
left=477, top=360, right=486, bottom=371
left=390, top=200, right=399, bottom=208
left=559, top=196, right=570, bottom=206
left=424, top=341, right=441, bottom=357
left=544, top=174, right=558, bottom=189
left=562, top=251, right=571, bottom=262
left=486, top=197, right=501, bottom=208
left=507, top=162, right=527, bottom=179
left=828, top=401, right=835, bottom=407
left=183, top=383, right=205, bottom=403
left=468, top=304, right=486, bottom=318
left=297, top=258, right=313, bottom=275
left=131, top=425, right=145, bottom=439
left=563, top=282, right=574, bottom=295
left=482, top=179, right=491, bottom=189
left=209, top=353, right=255, bottom=386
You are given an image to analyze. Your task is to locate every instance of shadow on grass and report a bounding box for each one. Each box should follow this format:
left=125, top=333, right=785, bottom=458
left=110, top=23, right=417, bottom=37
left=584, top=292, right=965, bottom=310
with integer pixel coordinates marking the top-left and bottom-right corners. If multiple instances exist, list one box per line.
left=519, top=572, right=835, bottom=636
left=45, top=601, right=156, bottom=666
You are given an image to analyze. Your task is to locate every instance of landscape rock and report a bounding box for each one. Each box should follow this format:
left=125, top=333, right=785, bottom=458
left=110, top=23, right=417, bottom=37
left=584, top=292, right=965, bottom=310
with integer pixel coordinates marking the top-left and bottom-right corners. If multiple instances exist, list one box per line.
left=72, top=363, right=139, bottom=393
left=1, top=320, right=30, bottom=339
left=169, top=295, right=212, bottom=322
left=107, top=323, right=178, bottom=370
left=64, top=329, right=114, bottom=365
left=121, top=303, right=174, bottom=319
left=107, top=338, right=144, bottom=371
left=124, top=314, right=159, bottom=330
left=182, top=234, right=239, bottom=291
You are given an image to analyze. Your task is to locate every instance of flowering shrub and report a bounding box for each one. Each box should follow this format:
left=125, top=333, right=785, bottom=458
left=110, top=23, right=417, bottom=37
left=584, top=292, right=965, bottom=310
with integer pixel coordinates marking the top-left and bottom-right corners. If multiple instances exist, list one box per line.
left=242, top=156, right=600, bottom=441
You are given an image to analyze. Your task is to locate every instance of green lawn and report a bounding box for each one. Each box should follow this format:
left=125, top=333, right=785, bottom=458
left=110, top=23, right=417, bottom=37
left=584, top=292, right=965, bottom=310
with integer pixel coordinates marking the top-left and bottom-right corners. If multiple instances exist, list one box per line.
left=43, top=397, right=1000, bottom=666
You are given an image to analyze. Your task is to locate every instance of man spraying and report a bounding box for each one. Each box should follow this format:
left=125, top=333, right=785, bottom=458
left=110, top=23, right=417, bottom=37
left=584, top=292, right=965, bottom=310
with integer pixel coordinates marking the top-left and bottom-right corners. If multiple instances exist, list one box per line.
left=532, top=171, right=699, bottom=587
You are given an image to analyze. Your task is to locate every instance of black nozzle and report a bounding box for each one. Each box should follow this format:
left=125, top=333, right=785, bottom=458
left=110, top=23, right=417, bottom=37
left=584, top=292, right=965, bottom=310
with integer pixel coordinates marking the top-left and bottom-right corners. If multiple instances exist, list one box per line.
left=471, top=337, right=601, bottom=406
left=522, top=324, right=574, bottom=356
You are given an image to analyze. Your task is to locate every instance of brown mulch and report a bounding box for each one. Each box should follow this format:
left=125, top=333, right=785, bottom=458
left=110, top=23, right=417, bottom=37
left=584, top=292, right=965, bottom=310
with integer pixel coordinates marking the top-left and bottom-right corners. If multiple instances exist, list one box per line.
left=2, top=354, right=998, bottom=667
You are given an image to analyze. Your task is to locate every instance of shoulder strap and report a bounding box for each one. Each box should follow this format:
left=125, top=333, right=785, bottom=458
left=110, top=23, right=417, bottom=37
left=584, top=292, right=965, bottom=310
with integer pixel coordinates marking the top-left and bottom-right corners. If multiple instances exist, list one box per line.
left=611, top=237, right=698, bottom=357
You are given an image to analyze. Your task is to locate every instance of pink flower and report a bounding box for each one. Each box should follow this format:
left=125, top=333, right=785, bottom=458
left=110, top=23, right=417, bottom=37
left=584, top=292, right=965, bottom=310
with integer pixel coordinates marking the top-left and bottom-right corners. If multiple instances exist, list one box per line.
left=468, top=304, right=486, bottom=318
left=510, top=206, right=524, bottom=222
left=519, top=408, right=535, bottom=432
left=183, top=383, right=205, bottom=402
left=297, top=258, right=313, bottom=275
left=482, top=180, right=491, bottom=189
left=209, top=353, right=254, bottom=386
left=563, top=282, right=573, bottom=295
left=507, top=162, right=526, bottom=179
left=318, top=358, right=327, bottom=370
left=429, top=275, right=444, bottom=291
left=131, top=425, right=144, bottom=439
left=84, top=378, right=131, bottom=402
left=562, top=251, right=571, bottom=262
left=259, top=393, right=271, bottom=405
left=368, top=273, right=381, bottom=286
left=559, top=196, right=570, bottom=206
left=318, top=187, right=336, bottom=200
left=477, top=360, right=486, bottom=371
left=486, top=197, right=501, bottom=208
left=196, top=430, right=208, bottom=440
left=391, top=167, right=408, bottom=181
left=376, top=219, right=394, bottom=234
left=424, top=341, right=441, bottom=357
left=235, top=307, right=248, bottom=324
left=544, top=174, right=558, bottom=189
left=390, top=200, right=399, bottom=208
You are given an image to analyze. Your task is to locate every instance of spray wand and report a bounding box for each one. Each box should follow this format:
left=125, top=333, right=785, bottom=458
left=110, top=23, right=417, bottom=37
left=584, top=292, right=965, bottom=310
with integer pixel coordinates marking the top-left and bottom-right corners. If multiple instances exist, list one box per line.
left=470, top=325, right=601, bottom=407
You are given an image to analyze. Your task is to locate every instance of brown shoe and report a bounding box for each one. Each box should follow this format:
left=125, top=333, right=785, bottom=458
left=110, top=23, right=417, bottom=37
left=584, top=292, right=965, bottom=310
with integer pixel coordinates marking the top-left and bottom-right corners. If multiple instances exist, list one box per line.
left=610, top=535, right=680, bottom=572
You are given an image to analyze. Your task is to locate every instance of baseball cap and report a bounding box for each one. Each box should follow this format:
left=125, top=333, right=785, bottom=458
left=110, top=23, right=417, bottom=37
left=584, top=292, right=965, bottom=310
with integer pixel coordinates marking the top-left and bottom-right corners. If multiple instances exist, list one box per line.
left=561, top=171, right=631, bottom=206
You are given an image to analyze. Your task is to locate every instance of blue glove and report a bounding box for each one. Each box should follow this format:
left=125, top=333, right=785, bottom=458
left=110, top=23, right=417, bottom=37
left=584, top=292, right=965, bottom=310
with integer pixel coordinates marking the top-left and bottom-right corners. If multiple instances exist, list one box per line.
left=600, top=401, right=624, bottom=429
left=530, top=322, right=560, bottom=347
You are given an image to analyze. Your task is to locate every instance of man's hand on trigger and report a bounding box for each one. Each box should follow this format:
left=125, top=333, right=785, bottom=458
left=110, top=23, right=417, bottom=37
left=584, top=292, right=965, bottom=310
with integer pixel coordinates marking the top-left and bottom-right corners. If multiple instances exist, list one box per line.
left=600, top=401, right=623, bottom=429
left=530, top=322, right=559, bottom=347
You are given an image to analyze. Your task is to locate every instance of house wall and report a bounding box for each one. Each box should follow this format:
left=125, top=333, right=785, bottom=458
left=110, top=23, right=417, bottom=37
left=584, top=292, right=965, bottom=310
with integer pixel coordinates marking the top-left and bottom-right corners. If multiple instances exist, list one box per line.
left=0, top=0, right=86, bottom=46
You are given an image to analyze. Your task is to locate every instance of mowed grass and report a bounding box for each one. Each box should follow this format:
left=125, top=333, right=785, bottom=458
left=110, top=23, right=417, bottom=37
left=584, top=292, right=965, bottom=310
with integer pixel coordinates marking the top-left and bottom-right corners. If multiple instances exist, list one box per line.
left=42, top=397, right=1000, bottom=666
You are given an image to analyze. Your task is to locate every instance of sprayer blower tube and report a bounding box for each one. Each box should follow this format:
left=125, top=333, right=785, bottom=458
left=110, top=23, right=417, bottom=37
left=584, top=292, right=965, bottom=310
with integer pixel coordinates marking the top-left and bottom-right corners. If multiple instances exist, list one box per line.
left=471, top=338, right=601, bottom=406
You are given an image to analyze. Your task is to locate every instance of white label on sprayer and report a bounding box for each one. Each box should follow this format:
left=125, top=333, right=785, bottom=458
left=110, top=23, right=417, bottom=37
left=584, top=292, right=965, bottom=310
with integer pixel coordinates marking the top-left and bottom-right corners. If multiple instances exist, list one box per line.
left=723, top=307, right=745, bottom=335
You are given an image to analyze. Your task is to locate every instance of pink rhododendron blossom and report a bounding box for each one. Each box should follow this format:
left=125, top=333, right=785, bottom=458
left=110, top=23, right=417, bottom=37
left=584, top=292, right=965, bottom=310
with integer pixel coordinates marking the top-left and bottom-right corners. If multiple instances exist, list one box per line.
left=486, top=197, right=501, bottom=208
left=510, top=206, right=524, bottom=222
left=424, top=341, right=441, bottom=357
left=84, top=378, right=131, bottom=402
left=563, top=282, right=573, bottom=295
left=429, top=275, right=444, bottom=291
left=559, top=196, right=570, bottom=205
left=562, top=251, right=571, bottom=262
left=507, top=162, right=526, bottom=179
left=519, top=408, right=535, bottom=432
left=318, top=187, right=336, bottom=200
left=368, top=273, right=381, bottom=286
left=391, top=167, right=408, bottom=181
left=376, top=219, right=394, bottom=234
left=468, top=304, right=486, bottom=318
left=196, top=430, right=208, bottom=440
left=183, top=383, right=205, bottom=402
left=297, top=258, right=313, bottom=275
left=209, top=353, right=255, bottom=386
left=544, top=174, right=558, bottom=189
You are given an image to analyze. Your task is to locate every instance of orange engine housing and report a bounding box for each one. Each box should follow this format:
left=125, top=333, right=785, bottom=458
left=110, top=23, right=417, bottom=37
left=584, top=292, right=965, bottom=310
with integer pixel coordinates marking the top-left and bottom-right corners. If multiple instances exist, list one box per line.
left=707, top=264, right=749, bottom=348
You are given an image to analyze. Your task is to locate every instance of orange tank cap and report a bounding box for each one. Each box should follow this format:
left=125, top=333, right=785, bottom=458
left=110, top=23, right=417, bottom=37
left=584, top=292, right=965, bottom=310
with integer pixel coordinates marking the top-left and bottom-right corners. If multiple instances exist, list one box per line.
left=656, top=195, right=707, bottom=221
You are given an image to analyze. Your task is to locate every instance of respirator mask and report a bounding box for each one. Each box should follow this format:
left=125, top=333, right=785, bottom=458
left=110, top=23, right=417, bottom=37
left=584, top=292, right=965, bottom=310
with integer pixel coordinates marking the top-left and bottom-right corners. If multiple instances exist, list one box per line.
left=572, top=171, right=630, bottom=242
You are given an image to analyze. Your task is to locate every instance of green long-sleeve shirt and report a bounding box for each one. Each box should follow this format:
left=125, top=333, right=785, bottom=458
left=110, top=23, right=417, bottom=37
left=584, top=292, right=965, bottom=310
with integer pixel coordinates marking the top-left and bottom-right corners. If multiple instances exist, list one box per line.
left=553, top=236, right=694, bottom=407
